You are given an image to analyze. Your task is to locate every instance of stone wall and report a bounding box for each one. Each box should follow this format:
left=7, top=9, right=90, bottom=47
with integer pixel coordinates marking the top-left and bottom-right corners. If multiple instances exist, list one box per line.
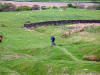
left=24, top=20, right=100, bottom=28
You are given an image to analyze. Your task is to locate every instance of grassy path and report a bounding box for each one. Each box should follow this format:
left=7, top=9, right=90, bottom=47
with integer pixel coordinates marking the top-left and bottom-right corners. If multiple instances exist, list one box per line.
left=34, top=25, right=80, bottom=61
left=56, top=46, right=80, bottom=61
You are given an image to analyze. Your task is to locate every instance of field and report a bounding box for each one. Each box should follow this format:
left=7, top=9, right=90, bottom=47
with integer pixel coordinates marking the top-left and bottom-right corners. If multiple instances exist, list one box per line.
left=0, top=8, right=100, bottom=75
left=0, top=8, right=100, bottom=27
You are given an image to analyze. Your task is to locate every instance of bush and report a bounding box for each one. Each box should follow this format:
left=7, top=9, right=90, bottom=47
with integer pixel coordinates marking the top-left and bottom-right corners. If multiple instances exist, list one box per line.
left=16, top=6, right=31, bottom=11
left=0, top=3, right=16, bottom=11
left=1, top=24, right=7, bottom=27
left=67, top=4, right=77, bottom=8
left=52, top=6, right=58, bottom=9
left=41, top=6, right=47, bottom=10
left=73, top=6, right=77, bottom=8
left=95, top=5, right=100, bottom=10
left=16, top=7, right=21, bottom=11
left=47, top=6, right=51, bottom=9
left=67, top=3, right=73, bottom=8
left=0, top=3, right=3, bottom=11
left=32, top=5, right=40, bottom=10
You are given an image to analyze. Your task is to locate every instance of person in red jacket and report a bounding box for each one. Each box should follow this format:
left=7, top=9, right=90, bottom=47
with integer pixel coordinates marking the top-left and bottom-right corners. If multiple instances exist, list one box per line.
left=0, top=35, right=3, bottom=42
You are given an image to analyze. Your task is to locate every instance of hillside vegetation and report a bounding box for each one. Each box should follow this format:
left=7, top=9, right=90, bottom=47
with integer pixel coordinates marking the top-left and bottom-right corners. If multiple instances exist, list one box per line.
left=0, top=8, right=100, bottom=75
left=0, top=25, right=100, bottom=75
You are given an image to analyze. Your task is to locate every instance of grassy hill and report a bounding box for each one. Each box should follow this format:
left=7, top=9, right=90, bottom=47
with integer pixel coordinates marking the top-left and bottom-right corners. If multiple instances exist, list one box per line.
left=0, top=8, right=100, bottom=75
left=0, top=25, right=100, bottom=75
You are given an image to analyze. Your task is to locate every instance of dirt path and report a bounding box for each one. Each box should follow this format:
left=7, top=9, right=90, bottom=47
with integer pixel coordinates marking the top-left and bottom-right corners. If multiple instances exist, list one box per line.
left=56, top=46, right=80, bottom=61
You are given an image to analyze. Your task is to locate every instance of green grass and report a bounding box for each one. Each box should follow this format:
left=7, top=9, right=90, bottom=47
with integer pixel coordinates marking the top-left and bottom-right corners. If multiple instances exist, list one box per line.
left=0, top=25, right=100, bottom=75
left=0, top=8, right=100, bottom=75
left=0, top=8, right=100, bottom=27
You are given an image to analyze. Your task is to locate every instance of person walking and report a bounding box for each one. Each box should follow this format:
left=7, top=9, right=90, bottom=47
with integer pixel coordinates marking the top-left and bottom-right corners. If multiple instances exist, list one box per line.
left=50, top=36, right=56, bottom=46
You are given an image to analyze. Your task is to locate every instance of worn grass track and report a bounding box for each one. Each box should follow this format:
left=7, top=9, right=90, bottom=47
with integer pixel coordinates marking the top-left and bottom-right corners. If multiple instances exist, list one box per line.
left=56, top=46, right=79, bottom=61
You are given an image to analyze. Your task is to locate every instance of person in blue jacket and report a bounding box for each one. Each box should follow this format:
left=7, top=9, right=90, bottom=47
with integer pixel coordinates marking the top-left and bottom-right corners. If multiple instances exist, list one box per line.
left=50, top=36, right=56, bottom=46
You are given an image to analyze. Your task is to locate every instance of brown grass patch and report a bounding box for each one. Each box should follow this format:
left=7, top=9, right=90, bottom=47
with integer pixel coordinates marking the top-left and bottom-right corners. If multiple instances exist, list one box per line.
left=83, top=56, right=100, bottom=61
left=1, top=54, right=22, bottom=60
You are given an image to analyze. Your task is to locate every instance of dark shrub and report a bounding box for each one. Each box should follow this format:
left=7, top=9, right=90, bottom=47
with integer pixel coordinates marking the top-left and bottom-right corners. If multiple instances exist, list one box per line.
left=52, top=6, right=58, bottom=9
left=41, top=6, right=47, bottom=10
left=67, top=3, right=73, bottom=8
left=23, top=6, right=32, bottom=10
left=32, top=5, right=40, bottom=10
left=73, top=6, right=77, bottom=8
left=1, top=3, right=16, bottom=11
left=16, top=6, right=31, bottom=11
left=95, top=5, right=100, bottom=10
left=16, top=7, right=21, bottom=11
left=1, top=24, right=7, bottom=27
left=0, top=3, right=3, bottom=11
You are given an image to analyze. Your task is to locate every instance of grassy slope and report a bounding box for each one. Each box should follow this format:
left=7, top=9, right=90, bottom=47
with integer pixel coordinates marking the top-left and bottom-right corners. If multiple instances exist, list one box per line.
left=0, top=9, right=100, bottom=75
left=0, top=8, right=100, bottom=27
left=0, top=25, right=100, bottom=75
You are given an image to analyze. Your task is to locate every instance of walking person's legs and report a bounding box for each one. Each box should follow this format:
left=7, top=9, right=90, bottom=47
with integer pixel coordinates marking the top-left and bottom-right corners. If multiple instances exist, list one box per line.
left=51, top=41, right=56, bottom=46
